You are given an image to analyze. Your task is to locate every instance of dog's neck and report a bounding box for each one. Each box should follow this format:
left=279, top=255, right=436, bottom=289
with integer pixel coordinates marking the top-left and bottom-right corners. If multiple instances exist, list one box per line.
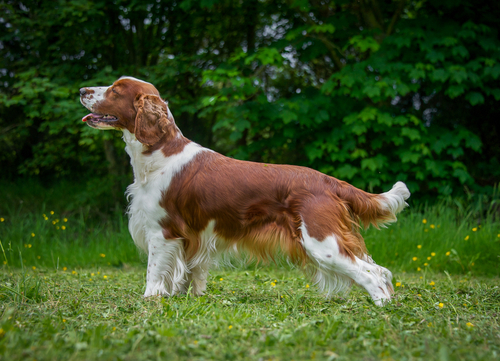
left=122, top=129, right=192, bottom=184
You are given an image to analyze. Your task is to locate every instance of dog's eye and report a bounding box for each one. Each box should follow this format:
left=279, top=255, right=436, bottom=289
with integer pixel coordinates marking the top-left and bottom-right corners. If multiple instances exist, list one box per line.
left=111, top=88, right=119, bottom=95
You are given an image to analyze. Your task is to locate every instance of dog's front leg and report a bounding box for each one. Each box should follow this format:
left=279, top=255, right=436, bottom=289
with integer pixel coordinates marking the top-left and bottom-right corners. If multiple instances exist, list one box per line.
left=144, top=236, right=187, bottom=297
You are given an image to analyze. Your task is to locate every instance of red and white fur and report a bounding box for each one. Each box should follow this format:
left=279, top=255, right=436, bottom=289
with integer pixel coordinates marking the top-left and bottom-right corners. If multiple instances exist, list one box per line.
left=80, top=76, right=410, bottom=306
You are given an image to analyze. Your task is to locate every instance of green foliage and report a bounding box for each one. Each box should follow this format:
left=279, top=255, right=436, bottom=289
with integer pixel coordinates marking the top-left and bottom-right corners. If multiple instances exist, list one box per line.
left=1, top=0, right=499, bottom=201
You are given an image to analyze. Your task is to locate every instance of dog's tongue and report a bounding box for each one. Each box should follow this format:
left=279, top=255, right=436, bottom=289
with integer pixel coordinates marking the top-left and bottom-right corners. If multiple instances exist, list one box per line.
left=82, top=113, right=103, bottom=122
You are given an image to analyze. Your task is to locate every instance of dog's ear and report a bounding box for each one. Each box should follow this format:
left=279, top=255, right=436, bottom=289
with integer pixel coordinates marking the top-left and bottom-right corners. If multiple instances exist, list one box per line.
left=133, top=94, right=173, bottom=146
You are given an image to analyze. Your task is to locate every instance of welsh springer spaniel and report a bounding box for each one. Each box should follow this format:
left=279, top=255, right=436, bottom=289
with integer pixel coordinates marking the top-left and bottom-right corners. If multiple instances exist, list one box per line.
left=80, top=76, right=410, bottom=306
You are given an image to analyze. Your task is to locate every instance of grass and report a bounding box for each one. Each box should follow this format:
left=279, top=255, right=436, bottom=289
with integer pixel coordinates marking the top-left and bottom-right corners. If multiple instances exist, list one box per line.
left=1, top=180, right=499, bottom=359
left=0, top=267, right=499, bottom=360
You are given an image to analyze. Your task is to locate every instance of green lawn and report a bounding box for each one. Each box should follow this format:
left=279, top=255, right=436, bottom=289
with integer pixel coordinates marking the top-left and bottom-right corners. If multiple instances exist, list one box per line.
left=1, top=188, right=500, bottom=360
left=0, top=267, right=499, bottom=360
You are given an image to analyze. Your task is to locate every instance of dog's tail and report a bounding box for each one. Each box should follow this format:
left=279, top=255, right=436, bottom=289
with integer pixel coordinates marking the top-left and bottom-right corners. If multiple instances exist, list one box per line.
left=332, top=180, right=410, bottom=228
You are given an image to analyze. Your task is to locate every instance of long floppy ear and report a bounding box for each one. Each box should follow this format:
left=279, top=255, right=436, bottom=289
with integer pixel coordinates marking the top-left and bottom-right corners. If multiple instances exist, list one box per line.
left=133, top=94, right=172, bottom=146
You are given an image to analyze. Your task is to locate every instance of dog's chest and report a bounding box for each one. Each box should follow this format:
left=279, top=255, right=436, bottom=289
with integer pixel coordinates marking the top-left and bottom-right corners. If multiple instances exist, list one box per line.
left=122, top=131, right=206, bottom=248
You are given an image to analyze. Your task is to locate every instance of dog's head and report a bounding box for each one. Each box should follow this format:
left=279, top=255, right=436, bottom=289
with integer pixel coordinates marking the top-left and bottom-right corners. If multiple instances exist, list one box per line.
left=80, top=76, right=175, bottom=146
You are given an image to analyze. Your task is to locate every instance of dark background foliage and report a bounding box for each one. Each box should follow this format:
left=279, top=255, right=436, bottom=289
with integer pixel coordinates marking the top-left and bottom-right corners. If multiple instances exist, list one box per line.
left=1, top=0, right=499, bottom=213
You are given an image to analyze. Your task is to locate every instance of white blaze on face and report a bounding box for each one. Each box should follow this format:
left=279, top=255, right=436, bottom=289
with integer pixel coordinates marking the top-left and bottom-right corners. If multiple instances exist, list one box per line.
left=80, top=86, right=109, bottom=112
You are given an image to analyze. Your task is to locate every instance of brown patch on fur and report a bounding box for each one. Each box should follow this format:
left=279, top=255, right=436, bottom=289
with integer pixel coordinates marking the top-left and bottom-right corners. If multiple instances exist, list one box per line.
left=158, top=151, right=392, bottom=265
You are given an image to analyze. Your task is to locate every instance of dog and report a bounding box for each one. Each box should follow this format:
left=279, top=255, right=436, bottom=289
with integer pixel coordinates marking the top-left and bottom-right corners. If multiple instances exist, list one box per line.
left=80, top=76, right=410, bottom=306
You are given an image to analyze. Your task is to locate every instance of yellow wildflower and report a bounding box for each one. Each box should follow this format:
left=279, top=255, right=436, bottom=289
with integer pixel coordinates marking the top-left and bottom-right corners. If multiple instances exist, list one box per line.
left=429, top=281, right=435, bottom=286
left=52, top=221, right=56, bottom=225
left=37, top=256, right=41, bottom=259
left=466, top=322, right=474, bottom=327
left=418, top=294, right=422, bottom=297
left=91, top=273, right=95, bottom=276
left=63, top=267, right=67, bottom=271
left=306, top=284, right=310, bottom=288
left=425, top=229, right=429, bottom=232
left=28, top=244, right=32, bottom=248
left=430, top=224, right=435, bottom=229
left=472, top=227, right=477, bottom=232
left=424, top=263, right=428, bottom=266
left=228, top=325, right=233, bottom=330
left=50, top=211, right=54, bottom=215
left=32, top=266, right=36, bottom=270
left=104, top=275, right=108, bottom=279
left=271, top=282, right=276, bottom=287
left=412, top=257, right=418, bottom=261
left=438, top=303, right=444, bottom=308
left=61, top=226, right=66, bottom=230
left=465, top=235, right=469, bottom=241
left=31, top=233, right=35, bottom=237
left=100, top=253, right=106, bottom=258
left=112, top=327, right=116, bottom=331
left=72, top=270, right=77, bottom=274
left=3, top=261, right=6, bottom=265
left=64, top=218, right=68, bottom=222
left=427, top=257, right=431, bottom=260
left=417, top=245, right=422, bottom=249
left=422, top=219, right=427, bottom=224
left=417, top=267, right=421, bottom=271
left=431, top=252, right=436, bottom=256
left=62, top=319, right=66, bottom=323
left=0, top=218, right=4, bottom=222
left=219, top=278, right=223, bottom=281
left=395, top=282, right=401, bottom=287
left=446, top=251, right=450, bottom=256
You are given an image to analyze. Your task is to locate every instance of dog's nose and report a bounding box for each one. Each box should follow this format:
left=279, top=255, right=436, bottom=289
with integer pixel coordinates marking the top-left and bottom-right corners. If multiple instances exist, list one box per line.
left=80, top=88, right=87, bottom=96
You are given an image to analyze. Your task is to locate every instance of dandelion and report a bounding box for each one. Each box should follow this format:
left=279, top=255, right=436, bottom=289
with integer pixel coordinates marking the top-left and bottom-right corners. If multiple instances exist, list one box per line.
left=418, top=294, right=422, bottom=297
left=395, top=282, right=401, bottom=287
left=62, top=319, right=66, bottom=323
left=428, top=322, right=432, bottom=327
left=438, top=303, right=444, bottom=308
left=306, top=284, right=310, bottom=288
left=103, top=275, right=108, bottom=279
left=431, top=252, right=436, bottom=256
left=424, top=263, right=428, bottom=266
left=97, top=272, right=100, bottom=275
left=72, top=270, right=77, bottom=275
left=417, top=245, right=422, bottom=249
left=61, top=226, right=66, bottom=230
left=228, top=325, right=233, bottom=330
left=471, top=263, right=475, bottom=266
left=466, top=322, right=474, bottom=327
left=412, top=257, right=418, bottom=261
left=3, top=261, right=6, bottom=265
left=417, top=267, right=421, bottom=271
left=422, top=219, right=427, bottom=224
left=427, top=257, right=431, bottom=260
left=89, top=278, right=92, bottom=281
left=31, top=233, right=35, bottom=237
left=37, top=256, right=41, bottom=259
left=0, top=218, right=4, bottom=222
left=112, top=327, right=116, bottom=331
left=63, top=267, right=67, bottom=271
left=91, top=273, right=95, bottom=276
left=497, top=234, right=500, bottom=238
left=430, top=224, right=435, bottom=229
left=56, top=226, right=60, bottom=230
left=100, top=254, right=106, bottom=258
left=52, top=221, right=56, bottom=225
left=472, top=227, right=477, bottom=232
left=44, top=216, right=48, bottom=221
left=219, top=278, right=223, bottom=281
left=32, top=266, right=36, bottom=270
left=28, top=244, right=32, bottom=248
left=429, top=281, right=435, bottom=286
left=0, top=328, right=5, bottom=337
left=271, top=282, right=276, bottom=287
left=446, top=251, right=451, bottom=256
left=424, top=229, right=429, bottom=232
left=64, top=218, right=68, bottom=222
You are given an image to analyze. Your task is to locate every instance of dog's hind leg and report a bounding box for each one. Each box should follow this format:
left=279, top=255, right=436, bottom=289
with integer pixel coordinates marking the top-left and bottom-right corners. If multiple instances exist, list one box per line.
left=144, top=235, right=187, bottom=297
left=301, top=223, right=393, bottom=306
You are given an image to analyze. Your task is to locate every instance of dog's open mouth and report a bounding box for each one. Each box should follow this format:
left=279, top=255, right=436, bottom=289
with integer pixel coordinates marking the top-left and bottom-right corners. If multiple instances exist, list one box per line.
left=82, top=113, right=118, bottom=123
